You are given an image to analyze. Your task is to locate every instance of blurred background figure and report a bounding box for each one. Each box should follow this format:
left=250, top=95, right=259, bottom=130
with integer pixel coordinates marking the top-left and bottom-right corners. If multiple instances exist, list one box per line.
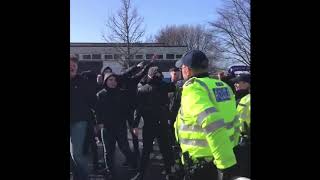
left=231, top=74, right=250, bottom=105
left=70, top=54, right=97, bottom=180
left=102, top=66, right=113, bottom=75
left=217, top=71, right=225, bottom=80
left=167, top=67, right=183, bottom=152
left=131, top=66, right=176, bottom=180
left=232, top=74, right=251, bottom=178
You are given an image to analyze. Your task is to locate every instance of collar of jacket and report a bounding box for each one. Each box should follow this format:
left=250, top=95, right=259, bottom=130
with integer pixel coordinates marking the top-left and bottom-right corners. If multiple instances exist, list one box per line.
left=190, top=72, right=209, bottom=79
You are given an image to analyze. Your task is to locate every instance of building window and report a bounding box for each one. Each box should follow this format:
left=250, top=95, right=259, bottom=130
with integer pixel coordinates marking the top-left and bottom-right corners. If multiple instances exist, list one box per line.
left=128, top=55, right=134, bottom=59
left=146, top=54, right=153, bottom=59
left=176, top=54, right=182, bottom=59
left=157, top=55, right=163, bottom=59
left=135, top=54, right=143, bottom=59
left=82, top=54, right=91, bottom=60
left=166, top=54, right=175, bottom=59
left=114, top=54, right=121, bottom=60
left=92, top=54, right=101, bottom=59
left=104, top=54, right=113, bottom=60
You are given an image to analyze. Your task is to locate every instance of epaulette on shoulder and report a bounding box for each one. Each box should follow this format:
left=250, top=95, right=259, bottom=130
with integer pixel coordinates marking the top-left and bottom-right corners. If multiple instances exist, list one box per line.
left=184, top=77, right=196, bottom=87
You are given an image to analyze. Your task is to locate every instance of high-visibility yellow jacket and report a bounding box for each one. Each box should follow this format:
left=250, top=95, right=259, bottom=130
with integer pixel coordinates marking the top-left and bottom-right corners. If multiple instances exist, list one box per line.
left=237, top=94, right=250, bottom=136
left=174, top=76, right=239, bottom=170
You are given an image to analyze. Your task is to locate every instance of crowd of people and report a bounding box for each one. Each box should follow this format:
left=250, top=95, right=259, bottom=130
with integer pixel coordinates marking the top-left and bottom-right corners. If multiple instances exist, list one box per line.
left=70, top=51, right=251, bottom=180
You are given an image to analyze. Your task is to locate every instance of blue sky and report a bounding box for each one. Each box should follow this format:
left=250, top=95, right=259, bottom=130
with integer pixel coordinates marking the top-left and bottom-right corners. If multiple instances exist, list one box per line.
left=70, top=0, right=223, bottom=42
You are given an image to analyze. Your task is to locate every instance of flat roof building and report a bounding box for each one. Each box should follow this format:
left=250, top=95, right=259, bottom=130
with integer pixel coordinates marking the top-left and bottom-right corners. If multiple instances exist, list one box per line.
left=70, top=42, right=188, bottom=74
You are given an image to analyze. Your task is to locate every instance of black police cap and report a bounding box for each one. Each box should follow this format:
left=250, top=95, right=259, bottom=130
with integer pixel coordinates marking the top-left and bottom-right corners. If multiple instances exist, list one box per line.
left=175, top=50, right=209, bottom=69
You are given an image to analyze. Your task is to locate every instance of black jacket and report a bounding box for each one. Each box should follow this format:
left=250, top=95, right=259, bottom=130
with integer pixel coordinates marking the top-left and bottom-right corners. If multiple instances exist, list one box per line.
left=117, top=62, right=154, bottom=128
left=96, top=88, right=131, bottom=128
left=80, top=70, right=104, bottom=94
left=133, top=80, right=176, bottom=128
left=70, top=74, right=97, bottom=124
left=118, top=62, right=153, bottom=108
left=168, top=80, right=184, bottom=121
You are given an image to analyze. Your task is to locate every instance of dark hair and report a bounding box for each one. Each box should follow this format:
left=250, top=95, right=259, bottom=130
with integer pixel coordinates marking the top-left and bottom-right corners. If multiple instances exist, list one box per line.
left=70, top=54, right=79, bottom=64
left=169, top=67, right=180, bottom=72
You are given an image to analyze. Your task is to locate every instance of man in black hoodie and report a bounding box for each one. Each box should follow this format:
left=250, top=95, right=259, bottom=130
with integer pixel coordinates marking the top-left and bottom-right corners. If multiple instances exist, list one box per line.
left=167, top=67, right=184, bottom=173
left=70, top=55, right=96, bottom=180
left=118, top=60, right=154, bottom=160
left=131, top=66, right=176, bottom=180
left=96, top=73, right=138, bottom=177
left=167, top=67, right=184, bottom=138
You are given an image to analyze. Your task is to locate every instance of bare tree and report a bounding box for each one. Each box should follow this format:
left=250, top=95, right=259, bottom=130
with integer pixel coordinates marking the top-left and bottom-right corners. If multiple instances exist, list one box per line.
left=144, top=34, right=155, bottom=43
left=209, top=0, right=250, bottom=66
left=155, top=25, right=184, bottom=46
left=154, top=24, right=223, bottom=70
left=103, top=0, right=145, bottom=68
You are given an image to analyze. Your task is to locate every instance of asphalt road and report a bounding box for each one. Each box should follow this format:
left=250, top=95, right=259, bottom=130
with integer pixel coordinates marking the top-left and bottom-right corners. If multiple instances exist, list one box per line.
left=71, top=127, right=168, bottom=180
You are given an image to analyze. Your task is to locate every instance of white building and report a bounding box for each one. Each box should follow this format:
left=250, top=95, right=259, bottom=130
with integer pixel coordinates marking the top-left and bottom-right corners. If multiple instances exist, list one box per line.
left=70, top=43, right=188, bottom=75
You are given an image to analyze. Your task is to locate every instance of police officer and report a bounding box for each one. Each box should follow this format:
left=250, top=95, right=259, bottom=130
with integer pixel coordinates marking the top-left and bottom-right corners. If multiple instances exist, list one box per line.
left=232, top=74, right=251, bottom=178
left=232, top=74, right=250, bottom=134
left=174, top=50, right=240, bottom=180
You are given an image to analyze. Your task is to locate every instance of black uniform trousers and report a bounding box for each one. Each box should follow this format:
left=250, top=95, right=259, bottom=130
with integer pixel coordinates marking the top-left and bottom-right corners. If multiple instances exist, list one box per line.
left=188, top=162, right=218, bottom=180
left=185, top=143, right=251, bottom=180
left=234, top=140, right=250, bottom=178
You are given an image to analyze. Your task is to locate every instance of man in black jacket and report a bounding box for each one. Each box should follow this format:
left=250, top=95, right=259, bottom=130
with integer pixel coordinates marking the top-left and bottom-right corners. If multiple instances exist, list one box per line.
left=80, top=70, right=104, bottom=172
left=96, top=73, right=138, bottom=176
left=131, top=66, right=176, bottom=180
left=118, top=60, right=154, bottom=159
left=167, top=67, right=184, bottom=170
left=168, top=67, right=183, bottom=132
left=70, top=55, right=97, bottom=180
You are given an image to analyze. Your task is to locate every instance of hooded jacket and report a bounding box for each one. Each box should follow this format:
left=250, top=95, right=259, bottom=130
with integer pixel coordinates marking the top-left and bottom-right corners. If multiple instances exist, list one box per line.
left=95, top=73, right=130, bottom=128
